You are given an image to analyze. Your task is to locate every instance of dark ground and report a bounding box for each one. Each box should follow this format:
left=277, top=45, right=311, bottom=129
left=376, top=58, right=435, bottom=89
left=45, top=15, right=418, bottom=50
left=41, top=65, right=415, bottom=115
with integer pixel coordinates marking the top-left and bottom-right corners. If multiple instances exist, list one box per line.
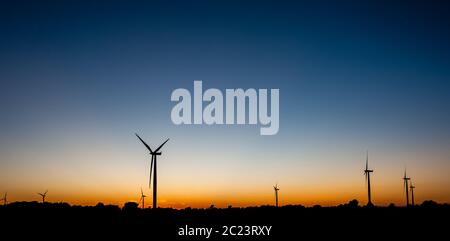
left=1, top=200, right=448, bottom=240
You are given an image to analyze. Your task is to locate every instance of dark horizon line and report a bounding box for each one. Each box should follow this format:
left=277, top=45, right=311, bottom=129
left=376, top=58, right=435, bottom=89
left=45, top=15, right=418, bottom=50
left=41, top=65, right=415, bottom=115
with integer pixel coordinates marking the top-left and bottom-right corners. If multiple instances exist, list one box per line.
left=1, top=199, right=447, bottom=210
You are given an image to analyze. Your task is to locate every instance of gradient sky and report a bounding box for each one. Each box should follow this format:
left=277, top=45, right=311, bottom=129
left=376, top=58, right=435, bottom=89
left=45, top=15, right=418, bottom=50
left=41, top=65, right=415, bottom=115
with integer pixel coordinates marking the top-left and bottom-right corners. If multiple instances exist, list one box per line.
left=1, top=0, right=450, bottom=208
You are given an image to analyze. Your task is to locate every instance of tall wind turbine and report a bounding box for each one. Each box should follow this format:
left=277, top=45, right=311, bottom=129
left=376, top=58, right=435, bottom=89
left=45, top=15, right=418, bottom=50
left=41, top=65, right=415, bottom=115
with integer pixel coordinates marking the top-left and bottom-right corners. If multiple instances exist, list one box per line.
left=38, top=190, right=48, bottom=203
left=139, top=188, right=147, bottom=209
left=273, top=184, right=280, bottom=207
left=1, top=192, right=6, bottom=205
left=410, top=181, right=415, bottom=207
left=135, top=133, right=169, bottom=209
left=364, top=151, right=374, bottom=206
left=403, top=170, right=410, bottom=207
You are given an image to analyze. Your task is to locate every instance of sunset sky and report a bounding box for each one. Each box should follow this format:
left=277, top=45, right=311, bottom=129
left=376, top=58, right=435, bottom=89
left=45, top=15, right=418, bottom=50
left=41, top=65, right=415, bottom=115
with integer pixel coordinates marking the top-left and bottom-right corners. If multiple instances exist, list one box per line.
left=1, top=1, right=450, bottom=208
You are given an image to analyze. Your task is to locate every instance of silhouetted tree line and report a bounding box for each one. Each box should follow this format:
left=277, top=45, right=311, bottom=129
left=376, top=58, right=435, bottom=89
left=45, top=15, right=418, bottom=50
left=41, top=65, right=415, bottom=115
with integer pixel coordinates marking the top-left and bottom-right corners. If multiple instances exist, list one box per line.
left=1, top=199, right=449, bottom=211
left=1, top=199, right=449, bottom=240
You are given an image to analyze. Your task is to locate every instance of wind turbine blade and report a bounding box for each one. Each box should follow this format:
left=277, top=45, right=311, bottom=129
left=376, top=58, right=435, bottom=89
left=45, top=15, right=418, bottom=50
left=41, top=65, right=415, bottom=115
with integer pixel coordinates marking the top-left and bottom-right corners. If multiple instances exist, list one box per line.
left=149, top=155, right=154, bottom=188
left=154, top=138, right=169, bottom=153
left=44, top=190, right=48, bottom=195
left=366, top=150, right=368, bottom=170
left=141, top=188, right=144, bottom=196
left=136, top=133, right=153, bottom=153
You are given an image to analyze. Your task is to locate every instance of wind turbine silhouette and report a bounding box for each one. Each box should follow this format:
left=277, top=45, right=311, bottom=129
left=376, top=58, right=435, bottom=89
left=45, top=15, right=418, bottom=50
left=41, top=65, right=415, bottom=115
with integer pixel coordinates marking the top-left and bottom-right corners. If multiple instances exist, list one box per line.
left=403, top=170, right=410, bottom=207
left=38, top=190, right=48, bottom=203
left=135, top=133, right=169, bottom=209
left=273, top=184, right=280, bottom=207
left=364, top=151, right=374, bottom=206
left=1, top=192, right=6, bottom=205
left=410, top=181, right=415, bottom=207
left=139, top=188, right=146, bottom=209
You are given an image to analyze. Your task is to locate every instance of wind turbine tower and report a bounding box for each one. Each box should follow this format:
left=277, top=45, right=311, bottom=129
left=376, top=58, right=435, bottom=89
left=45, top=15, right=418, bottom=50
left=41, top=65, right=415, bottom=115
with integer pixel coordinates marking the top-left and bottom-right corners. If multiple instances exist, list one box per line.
left=38, top=190, right=48, bottom=203
left=410, top=181, right=415, bottom=207
left=136, top=133, right=169, bottom=209
left=403, top=170, right=411, bottom=207
left=273, top=184, right=280, bottom=207
left=364, top=151, right=374, bottom=206
left=140, top=188, right=147, bottom=209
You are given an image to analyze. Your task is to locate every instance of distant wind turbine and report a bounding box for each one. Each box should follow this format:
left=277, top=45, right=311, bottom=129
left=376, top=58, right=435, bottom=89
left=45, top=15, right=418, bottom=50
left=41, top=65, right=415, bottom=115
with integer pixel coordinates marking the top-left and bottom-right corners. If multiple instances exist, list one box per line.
left=1, top=192, right=6, bottom=205
left=135, top=133, right=169, bottom=209
left=403, top=170, right=410, bottom=207
left=139, top=188, right=147, bottom=209
left=38, top=190, right=48, bottom=203
left=410, top=181, right=415, bottom=207
left=364, top=151, right=374, bottom=206
left=273, top=184, right=280, bottom=207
